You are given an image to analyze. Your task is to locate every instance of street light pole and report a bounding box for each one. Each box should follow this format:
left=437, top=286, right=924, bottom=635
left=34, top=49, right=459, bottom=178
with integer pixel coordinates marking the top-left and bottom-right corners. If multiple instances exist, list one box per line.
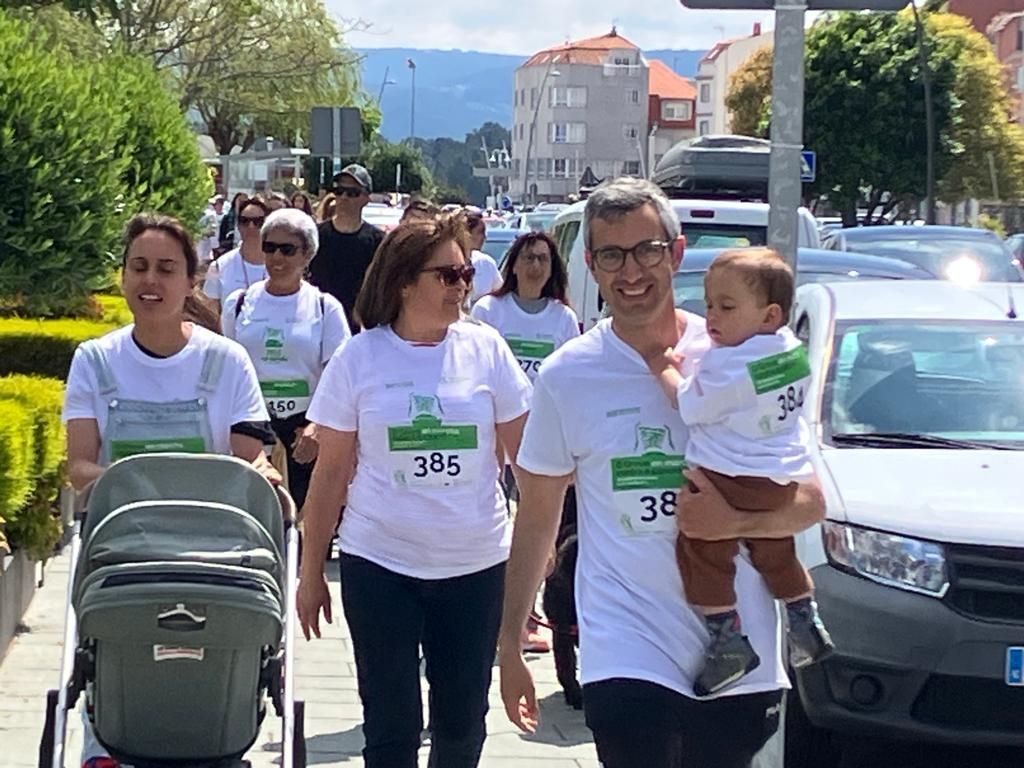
left=378, top=66, right=396, bottom=103
left=765, top=0, right=807, bottom=271
left=521, top=57, right=560, bottom=205
left=911, top=0, right=936, bottom=224
left=407, top=58, right=417, bottom=144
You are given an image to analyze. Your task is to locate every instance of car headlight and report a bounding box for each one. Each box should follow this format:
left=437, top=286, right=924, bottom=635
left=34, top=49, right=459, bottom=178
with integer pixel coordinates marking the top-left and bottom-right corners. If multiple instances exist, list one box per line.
left=822, top=521, right=949, bottom=596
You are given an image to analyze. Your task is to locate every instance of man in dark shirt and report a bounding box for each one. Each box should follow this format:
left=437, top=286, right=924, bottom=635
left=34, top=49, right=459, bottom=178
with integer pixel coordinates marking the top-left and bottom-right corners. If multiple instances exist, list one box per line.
left=308, top=164, right=384, bottom=331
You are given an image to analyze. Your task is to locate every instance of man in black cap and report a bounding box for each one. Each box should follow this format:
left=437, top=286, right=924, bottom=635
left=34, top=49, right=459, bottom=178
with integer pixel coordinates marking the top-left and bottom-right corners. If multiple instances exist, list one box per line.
left=308, top=163, right=384, bottom=330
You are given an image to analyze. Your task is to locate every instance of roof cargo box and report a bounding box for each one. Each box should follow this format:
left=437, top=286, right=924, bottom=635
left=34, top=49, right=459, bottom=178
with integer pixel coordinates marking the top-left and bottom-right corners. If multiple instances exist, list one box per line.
left=653, top=135, right=770, bottom=201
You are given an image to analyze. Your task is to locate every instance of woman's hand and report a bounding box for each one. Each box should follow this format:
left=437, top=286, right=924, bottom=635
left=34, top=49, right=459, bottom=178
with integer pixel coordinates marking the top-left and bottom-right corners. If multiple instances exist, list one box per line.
left=297, top=569, right=333, bottom=640
left=292, top=423, right=319, bottom=464
left=253, top=452, right=283, bottom=486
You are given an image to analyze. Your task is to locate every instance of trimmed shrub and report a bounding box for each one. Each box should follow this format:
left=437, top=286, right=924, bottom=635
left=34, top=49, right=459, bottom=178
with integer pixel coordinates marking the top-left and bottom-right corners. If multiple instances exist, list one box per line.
left=0, top=376, right=65, bottom=479
left=0, top=399, right=33, bottom=523
left=0, top=10, right=129, bottom=315
left=0, top=317, right=118, bottom=379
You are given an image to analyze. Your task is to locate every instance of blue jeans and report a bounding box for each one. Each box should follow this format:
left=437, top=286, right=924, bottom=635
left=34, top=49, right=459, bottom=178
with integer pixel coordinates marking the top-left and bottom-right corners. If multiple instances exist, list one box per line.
left=339, top=554, right=505, bottom=768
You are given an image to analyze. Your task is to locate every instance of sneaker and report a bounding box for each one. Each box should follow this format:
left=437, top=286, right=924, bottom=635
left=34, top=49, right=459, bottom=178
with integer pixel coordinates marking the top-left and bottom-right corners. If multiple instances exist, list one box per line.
left=787, top=600, right=835, bottom=669
left=693, top=633, right=761, bottom=697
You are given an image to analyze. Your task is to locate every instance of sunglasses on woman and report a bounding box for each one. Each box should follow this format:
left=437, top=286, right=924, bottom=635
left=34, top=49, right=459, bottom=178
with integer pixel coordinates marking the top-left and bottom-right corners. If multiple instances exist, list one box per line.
left=238, top=215, right=266, bottom=228
left=420, top=264, right=476, bottom=286
left=262, top=240, right=300, bottom=256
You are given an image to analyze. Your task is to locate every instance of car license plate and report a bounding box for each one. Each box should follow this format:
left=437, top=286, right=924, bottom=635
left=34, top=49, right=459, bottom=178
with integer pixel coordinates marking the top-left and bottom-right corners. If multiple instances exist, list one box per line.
left=1007, top=647, right=1024, bottom=686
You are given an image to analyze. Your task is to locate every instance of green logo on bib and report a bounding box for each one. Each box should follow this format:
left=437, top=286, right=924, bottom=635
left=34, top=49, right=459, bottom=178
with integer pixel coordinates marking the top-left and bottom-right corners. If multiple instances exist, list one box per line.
left=746, top=346, right=810, bottom=394
left=610, top=424, right=686, bottom=492
left=262, top=327, right=288, bottom=362
left=387, top=394, right=477, bottom=451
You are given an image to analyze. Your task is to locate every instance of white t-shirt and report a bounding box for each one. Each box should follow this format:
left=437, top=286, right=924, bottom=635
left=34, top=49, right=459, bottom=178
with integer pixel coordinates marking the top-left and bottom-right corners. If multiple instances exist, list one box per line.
left=62, top=325, right=268, bottom=455
left=222, top=281, right=351, bottom=418
left=518, top=316, right=787, bottom=700
left=470, top=294, right=580, bottom=382
left=679, top=327, right=814, bottom=484
left=307, top=320, right=532, bottom=579
left=197, top=210, right=223, bottom=264
left=470, top=250, right=503, bottom=303
left=202, top=248, right=268, bottom=301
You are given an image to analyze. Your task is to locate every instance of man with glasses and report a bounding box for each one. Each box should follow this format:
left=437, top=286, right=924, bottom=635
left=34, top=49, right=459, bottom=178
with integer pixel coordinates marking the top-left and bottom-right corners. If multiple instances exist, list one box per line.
left=497, top=178, right=825, bottom=767
left=308, top=164, right=384, bottom=331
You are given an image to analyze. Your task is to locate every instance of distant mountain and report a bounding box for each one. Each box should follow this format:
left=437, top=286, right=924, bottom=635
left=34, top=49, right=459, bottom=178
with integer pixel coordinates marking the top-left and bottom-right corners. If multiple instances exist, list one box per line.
left=358, top=47, right=705, bottom=142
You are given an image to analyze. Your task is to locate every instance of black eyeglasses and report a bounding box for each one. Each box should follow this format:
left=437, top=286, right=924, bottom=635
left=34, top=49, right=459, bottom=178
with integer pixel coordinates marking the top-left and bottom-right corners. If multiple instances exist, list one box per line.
left=420, top=264, right=476, bottom=286
left=333, top=187, right=364, bottom=198
left=262, top=240, right=300, bottom=256
left=238, top=215, right=266, bottom=228
left=590, top=240, right=672, bottom=272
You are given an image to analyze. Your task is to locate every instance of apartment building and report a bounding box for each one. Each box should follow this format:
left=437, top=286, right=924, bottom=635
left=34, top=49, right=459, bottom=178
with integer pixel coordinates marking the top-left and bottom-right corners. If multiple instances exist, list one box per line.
left=511, top=28, right=650, bottom=202
left=647, top=59, right=697, bottom=174
left=989, top=11, right=1024, bottom=125
left=694, top=23, right=771, bottom=137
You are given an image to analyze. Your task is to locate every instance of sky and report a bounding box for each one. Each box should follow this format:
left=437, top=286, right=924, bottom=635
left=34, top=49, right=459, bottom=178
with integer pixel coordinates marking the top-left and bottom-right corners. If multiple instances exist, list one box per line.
left=328, top=0, right=780, bottom=54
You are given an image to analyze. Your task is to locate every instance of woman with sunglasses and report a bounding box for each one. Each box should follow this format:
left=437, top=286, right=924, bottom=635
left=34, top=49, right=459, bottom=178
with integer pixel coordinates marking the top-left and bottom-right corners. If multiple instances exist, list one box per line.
left=297, top=214, right=531, bottom=768
left=217, top=191, right=249, bottom=255
left=221, top=209, right=350, bottom=510
left=203, top=197, right=270, bottom=313
left=471, top=230, right=579, bottom=653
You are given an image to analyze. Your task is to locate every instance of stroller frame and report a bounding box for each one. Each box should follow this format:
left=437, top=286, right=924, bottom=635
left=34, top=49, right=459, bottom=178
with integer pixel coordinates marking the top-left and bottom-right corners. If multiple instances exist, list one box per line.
left=37, top=454, right=307, bottom=768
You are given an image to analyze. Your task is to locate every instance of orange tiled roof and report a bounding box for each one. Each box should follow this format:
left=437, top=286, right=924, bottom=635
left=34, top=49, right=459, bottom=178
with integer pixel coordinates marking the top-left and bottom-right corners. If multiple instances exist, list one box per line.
left=523, top=28, right=641, bottom=68
left=648, top=60, right=696, bottom=100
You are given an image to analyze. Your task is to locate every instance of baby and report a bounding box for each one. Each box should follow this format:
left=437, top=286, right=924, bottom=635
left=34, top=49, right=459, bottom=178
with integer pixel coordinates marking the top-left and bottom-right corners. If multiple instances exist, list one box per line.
left=649, top=248, right=833, bottom=697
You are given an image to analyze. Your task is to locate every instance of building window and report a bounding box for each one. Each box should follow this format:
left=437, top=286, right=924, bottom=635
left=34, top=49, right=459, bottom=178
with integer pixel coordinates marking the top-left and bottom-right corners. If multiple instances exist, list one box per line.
left=623, top=125, right=640, bottom=141
left=698, top=120, right=710, bottom=136
left=627, top=89, right=640, bottom=105
left=661, top=101, right=693, bottom=121
left=623, top=160, right=641, bottom=176
left=614, top=54, right=632, bottom=66
left=700, top=83, right=711, bottom=103
left=550, top=122, right=586, bottom=144
left=531, top=87, right=537, bottom=108
left=554, top=158, right=568, bottom=177
left=551, top=86, right=587, bottom=107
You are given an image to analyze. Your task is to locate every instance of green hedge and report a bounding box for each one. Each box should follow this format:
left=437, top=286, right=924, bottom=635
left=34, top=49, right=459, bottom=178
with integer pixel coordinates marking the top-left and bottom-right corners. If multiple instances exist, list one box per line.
left=0, top=317, right=119, bottom=379
left=0, top=375, right=65, bottom=559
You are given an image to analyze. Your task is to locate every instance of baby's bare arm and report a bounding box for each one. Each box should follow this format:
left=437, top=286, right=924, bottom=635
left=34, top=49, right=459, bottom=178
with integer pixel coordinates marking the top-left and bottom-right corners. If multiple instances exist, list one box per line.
left=646, top=347, right=685, bottom=409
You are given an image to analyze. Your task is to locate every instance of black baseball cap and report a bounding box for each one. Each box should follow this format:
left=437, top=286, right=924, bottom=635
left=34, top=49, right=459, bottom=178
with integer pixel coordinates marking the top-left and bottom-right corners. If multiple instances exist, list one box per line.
left=332, top=164, right=373, bottom=193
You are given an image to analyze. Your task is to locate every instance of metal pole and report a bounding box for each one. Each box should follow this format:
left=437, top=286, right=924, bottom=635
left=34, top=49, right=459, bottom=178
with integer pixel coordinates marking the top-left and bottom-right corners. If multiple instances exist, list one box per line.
left=911, top=1, right=936, bottom=224
left=411, top=66, right=416, bottom=142
left=766, top=0, right=807, bottom=272
left=378, top=65, right=391, bottom=103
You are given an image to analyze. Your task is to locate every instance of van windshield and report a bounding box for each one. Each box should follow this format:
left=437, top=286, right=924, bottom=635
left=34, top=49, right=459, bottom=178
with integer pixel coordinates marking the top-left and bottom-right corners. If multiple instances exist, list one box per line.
left=682, top=224, right=768, bottom=248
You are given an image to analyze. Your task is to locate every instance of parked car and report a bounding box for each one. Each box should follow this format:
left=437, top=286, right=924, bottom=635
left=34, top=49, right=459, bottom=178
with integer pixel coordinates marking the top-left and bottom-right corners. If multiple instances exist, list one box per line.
left=785, top=279, right=1024, bottom=765
left=550, top=199, right=821, bottom=330
left=823, top=225, right=1022, bottom=282
left=1005, top=232, right=1024, bottom=272
left=672, top=248, right=937, bottom=316
left=507, top=209, right=561, bottom=232
left=361, top=203, right=402, bottom=233
left=482, top=227, right=526, bottom=268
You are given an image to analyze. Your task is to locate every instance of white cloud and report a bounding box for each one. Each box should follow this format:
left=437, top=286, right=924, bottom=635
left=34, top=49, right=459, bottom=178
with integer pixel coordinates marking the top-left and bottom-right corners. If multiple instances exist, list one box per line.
left=329, top=0, right=778, bottom=55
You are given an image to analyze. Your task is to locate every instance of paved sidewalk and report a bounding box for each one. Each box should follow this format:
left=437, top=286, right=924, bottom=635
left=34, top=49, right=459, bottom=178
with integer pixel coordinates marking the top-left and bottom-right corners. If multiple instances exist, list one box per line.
left=0, top=552, right=598, bottom=768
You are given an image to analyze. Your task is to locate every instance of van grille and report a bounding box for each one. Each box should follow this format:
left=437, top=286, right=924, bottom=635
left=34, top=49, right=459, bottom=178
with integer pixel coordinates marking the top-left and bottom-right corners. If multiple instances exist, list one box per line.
left=945, top=544, right=1024, bottom=623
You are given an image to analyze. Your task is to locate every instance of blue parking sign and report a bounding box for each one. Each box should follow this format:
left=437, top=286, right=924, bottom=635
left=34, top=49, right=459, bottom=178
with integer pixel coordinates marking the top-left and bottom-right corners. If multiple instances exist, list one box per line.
left=800, top=151, right=816, bottom=183
left=1008, top=647, right=1024, bottom=686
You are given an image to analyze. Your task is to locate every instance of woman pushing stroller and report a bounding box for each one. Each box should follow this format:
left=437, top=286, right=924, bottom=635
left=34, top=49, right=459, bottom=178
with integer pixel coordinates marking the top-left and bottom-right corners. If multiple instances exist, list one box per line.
left=61, top=213, right=281, bottom=768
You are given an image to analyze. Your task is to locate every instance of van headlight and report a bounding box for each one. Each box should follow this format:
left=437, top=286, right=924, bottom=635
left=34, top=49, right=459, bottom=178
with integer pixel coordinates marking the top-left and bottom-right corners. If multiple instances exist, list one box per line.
left=822, top=521, right=949, bottom=596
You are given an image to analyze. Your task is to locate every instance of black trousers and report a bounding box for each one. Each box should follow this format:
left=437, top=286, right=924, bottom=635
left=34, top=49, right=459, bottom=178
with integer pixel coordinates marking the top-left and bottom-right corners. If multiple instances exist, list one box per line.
left=269, top=412, right=313, bottom=510
left=584, top=678, right=783, bottom=768
left=339, top=553, right=505, bottom=768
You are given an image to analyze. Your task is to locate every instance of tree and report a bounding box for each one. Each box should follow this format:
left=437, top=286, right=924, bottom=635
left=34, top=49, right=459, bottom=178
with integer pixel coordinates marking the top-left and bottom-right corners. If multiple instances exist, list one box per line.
left=724, top=11, right=1019, bottom=224
left=0, top=9, right=128, bottom=314
left=418, top=122, right=512, bottom=204
left=726, top=44, right=773, bottom=137
left=360, top=139, right=432, bottom=195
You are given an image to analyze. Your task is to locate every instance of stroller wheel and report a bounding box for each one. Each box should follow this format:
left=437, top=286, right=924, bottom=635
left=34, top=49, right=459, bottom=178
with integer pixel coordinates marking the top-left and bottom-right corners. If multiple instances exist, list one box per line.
left=292, top=699, right=307, bottom=768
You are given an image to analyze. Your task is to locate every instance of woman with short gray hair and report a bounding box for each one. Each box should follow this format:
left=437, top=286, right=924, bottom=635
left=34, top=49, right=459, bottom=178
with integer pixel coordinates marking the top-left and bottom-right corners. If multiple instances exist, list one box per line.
left=221, top=208, right=351, bottom=508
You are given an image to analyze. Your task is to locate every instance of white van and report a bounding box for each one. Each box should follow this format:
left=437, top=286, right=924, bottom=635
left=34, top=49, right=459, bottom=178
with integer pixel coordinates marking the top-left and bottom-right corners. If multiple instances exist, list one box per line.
left=549, top=199, right=821, bottom=330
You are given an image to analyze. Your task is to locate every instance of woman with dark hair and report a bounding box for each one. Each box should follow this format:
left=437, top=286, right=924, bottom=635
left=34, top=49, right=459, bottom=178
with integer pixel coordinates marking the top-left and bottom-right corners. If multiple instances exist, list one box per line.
left=265, top=191, right=290, bottom=212
left=218, top=192, right=250, bottom=253
left=63, top=212, right=278, bottom=767
left=290, top=192, right=314, bottom=216
left=471, top=231, right=579, bottom=382
left=203, top=197, right=270, bottom=312
left=297, top=214, right=532, bottom=768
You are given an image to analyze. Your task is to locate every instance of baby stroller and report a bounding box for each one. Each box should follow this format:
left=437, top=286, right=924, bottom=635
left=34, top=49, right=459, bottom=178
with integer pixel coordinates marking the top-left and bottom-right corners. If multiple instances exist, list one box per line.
left=38, top=453, right=306, bottom=768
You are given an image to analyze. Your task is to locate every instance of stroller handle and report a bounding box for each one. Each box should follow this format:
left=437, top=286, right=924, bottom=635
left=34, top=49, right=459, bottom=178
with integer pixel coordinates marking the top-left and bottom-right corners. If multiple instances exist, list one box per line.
left=275, top=485, right=298, bottom=528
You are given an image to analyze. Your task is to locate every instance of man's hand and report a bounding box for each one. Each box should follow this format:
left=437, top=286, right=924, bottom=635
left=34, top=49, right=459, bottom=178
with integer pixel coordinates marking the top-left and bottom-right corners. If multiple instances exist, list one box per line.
left=679, top=467, right=825, bottom=541
left=292, top=423, right=319, bottom=464
left=500, top=649, right=539, bottom=733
